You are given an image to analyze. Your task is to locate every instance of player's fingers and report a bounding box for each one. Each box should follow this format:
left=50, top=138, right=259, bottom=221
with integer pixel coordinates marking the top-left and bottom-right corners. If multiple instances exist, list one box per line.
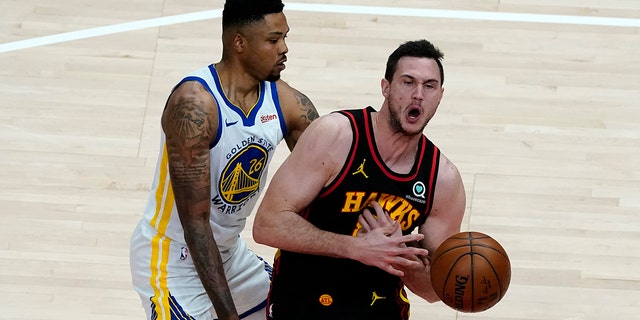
left=381, top=263, right=405, bottom=277
left=390, top=257, right=424, bottom=270
left=379, top=220, right=400, bottom=237
left=408, top=248, right=429, bottom=258
left=398, top=245, right=429, bottom=258
left=360, top=208, right=379, bottom=229
left=357, top=214, right=371, bottom=232
left=398, top=233, right=424, bottom=244
left=420, top=255, right=431, bottom=266
left=390, top=220, right=400, bottom=233
left=371, top=202, right=394, bottom=226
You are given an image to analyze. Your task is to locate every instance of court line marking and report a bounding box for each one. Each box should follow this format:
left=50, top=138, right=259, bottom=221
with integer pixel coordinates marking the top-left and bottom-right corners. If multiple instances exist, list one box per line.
left=0, top=10, right=222, bottom=54
left=1, top=2, right=639, bottom=53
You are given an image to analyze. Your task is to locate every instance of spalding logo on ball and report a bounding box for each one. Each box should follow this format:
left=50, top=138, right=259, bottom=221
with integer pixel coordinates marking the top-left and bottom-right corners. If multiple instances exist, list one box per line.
left=430, top=231, right=511, bottom=313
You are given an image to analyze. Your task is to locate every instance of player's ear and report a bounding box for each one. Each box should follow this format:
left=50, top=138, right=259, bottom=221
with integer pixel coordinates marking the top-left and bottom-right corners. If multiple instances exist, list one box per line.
left=381, top=78, right=390, bottom=98
left=233, top=33, right=247, bottom=53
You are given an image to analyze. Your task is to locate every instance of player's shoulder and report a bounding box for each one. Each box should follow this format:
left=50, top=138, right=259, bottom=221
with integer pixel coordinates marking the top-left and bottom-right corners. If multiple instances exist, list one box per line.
left=300, top=112, right=352, bottom=143
left=166, top=80, right=217, bottom=110
left=292, top=112, right=353, bottom=167
left=171, top=80, right=211, bottom=99
left=273, top=79, right=319, bottom=130
left=274, top=78, right=295, bottom=95
left=162, top=80, right=219, bottom=130
left=435, top=152, right=463, bottom=189
left=314, top=111, right=350, bottom=128
left=274, top=79, right=311, bottom=109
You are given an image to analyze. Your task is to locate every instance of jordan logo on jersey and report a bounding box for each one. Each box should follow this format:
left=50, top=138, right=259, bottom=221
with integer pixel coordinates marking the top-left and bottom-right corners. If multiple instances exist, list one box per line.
left=370, top=291, right=386, bottom=306
left=352, top=158, right=369, bottom=178
left=218, top=143, right=268, bottom=205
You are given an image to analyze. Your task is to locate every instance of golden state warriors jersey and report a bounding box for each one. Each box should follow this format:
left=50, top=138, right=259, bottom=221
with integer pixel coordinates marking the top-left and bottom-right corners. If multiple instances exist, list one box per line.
left=130, top=65, right=281, bottom=319
left=267, top=107, right=440, bottom=320
left=143, top=64, right=286, bottom=258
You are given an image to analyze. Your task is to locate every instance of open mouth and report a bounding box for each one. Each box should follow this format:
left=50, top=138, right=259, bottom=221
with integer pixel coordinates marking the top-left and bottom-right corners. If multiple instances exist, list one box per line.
left=408, top=107, right=421, bottom=120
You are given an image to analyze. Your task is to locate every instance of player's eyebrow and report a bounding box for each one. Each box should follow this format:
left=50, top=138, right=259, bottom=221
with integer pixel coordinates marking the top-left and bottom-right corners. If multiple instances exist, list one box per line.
left=400, top=74, right=440, bottom=84
left=268, top=27, right=290, bottom=36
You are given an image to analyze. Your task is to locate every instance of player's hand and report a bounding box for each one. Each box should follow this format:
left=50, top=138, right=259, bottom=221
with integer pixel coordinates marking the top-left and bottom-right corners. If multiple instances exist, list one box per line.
left=357, top=202, right=403, bottom=238
left=353, top=202, right=429, bottom=276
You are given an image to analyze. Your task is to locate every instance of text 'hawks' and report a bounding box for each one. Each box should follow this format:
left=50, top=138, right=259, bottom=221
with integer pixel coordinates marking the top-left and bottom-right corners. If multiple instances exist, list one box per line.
left=341, top=192, right=421, bottom=230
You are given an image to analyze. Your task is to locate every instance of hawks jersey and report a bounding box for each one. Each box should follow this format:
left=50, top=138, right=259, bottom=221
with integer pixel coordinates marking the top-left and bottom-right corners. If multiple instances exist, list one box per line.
left=267, top=107, right=440, bottom=320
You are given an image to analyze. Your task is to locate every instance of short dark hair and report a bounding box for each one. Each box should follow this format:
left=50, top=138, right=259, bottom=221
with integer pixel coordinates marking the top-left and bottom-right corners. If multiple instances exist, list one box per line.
left=222, top=0, right=285, bottom=29
left=384, top=39, right=445, bottom=85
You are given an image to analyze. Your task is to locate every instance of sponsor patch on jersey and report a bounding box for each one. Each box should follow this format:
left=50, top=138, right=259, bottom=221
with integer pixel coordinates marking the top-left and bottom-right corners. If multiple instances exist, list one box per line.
left=260, top=113, right=278, bottom=123
left=412, top=181, right=426, bottom=198
left=319, top=294, right=333, bottom=306
left=405, top=181, right=427, bottom=204
left=219, top=143, right=268, bottom=204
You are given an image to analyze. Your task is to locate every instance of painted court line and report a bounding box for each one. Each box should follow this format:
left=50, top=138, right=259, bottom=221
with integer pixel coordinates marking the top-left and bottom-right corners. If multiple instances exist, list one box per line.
left=285, top=3, right=640, bottom=27
left=0, top=10, right=222, bottom=54
left=1, top=2, right=639, bottom=53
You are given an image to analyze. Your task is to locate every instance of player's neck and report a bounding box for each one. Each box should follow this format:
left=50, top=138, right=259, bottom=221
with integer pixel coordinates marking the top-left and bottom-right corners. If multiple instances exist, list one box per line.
left=371, top=111, right=420, bottom=174
left=214, top=62, right=260, bottom=112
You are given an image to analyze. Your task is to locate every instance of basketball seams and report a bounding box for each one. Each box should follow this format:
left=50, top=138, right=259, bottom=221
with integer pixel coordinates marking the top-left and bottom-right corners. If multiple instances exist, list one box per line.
left=441, top=253, right=472, bottom=308
left=470, top=234, right=508, bottom=311
left=450, top=232, right=491, bottom=241
left=430, top=231, right=511, bottom=313
left=472, top=244, right=509, bottom=259
left=431, top=245, right=470, bottom=265
left=469, top=248, right=476, bottom=312
left=474, top=253, right=505, bottom=301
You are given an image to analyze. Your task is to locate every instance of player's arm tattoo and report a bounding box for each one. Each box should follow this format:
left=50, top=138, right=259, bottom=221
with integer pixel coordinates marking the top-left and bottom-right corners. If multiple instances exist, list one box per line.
left=183, top=214, right=238, bottom=319
left=164, top=96, right=213, bottom=189
left=294, top=89, right=319, bottom=126
left=285, top=89, right=319, bottom=150
left=162, top=95, right=239, bottom=318
left=163, top=95, right=213, bottom=230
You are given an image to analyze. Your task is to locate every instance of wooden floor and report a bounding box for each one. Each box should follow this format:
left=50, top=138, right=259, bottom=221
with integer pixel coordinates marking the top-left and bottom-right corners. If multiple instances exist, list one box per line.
left=1, top=1, right=639, bottom=319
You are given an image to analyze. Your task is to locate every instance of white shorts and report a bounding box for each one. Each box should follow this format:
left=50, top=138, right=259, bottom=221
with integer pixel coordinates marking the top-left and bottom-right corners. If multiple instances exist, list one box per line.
left=130, top=221, right=271, bottom=320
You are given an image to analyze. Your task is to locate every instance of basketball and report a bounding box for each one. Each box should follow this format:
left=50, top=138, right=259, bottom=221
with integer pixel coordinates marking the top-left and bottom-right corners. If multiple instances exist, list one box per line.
left=430, top=231, right=511, bottom=313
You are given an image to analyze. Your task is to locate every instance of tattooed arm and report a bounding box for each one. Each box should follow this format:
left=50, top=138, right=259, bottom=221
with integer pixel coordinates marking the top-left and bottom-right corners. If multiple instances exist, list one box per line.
left=161, top=81, right=239, bottom=320
left=276, top=80, right=320, bottom=150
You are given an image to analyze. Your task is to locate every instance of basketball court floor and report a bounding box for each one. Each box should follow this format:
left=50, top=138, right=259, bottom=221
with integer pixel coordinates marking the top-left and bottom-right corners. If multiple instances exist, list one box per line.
left=1, top=0, right=639, bottom=319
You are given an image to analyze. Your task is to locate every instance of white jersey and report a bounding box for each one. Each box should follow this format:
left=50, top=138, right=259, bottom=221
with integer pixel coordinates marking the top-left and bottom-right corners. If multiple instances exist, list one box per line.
left=144, top=64, right=285, bottom=257
left=130, top=64, right=285, bottom=319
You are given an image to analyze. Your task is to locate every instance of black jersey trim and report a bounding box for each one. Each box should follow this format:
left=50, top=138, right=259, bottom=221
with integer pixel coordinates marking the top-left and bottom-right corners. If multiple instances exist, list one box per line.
left=416, top=145, right=440, bottom=225
left=362, top=107, right=426, bottom=181
left=318, top=110, right=359, bottom=199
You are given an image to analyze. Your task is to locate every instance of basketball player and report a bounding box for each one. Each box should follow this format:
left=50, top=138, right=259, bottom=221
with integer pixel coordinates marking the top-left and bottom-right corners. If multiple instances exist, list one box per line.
left=129, top=1, right=319, bottom=319
left=253, top=40, right=466, bottom=319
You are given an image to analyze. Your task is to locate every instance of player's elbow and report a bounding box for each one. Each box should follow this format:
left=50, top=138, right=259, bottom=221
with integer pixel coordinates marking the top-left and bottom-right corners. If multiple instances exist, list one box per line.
left=251, top=216, right=272, bottom=246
